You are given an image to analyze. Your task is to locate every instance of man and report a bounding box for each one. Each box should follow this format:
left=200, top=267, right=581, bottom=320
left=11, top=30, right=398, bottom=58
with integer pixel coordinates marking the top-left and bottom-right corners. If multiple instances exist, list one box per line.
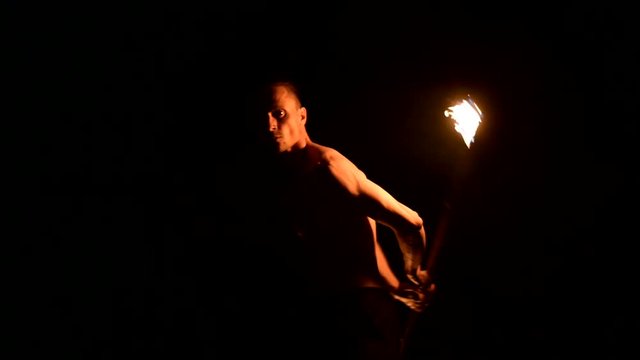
left=253, top=79, right=436, bottom=359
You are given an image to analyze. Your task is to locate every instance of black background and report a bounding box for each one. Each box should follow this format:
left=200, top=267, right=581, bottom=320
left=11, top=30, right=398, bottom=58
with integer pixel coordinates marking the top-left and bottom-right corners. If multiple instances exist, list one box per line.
left=12, top=1, right=638, bottom=359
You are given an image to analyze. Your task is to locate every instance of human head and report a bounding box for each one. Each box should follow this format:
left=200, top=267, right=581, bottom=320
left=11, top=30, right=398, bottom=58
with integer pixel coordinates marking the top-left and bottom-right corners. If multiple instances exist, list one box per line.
left=263, top=81, right=309, bottom=153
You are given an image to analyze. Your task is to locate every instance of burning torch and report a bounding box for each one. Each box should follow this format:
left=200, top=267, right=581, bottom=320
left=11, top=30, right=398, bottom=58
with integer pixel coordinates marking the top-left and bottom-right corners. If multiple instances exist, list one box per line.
left=427, top=95, right=483, bottom=274
left=400, top=94, right=484, bottom=358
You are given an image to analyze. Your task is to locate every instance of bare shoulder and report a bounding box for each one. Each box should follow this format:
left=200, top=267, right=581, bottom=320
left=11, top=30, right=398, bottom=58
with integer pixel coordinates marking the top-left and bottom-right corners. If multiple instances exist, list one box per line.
left=308, top=142, right=366, bottom=194
left=309, top=143, right=358, bottom=170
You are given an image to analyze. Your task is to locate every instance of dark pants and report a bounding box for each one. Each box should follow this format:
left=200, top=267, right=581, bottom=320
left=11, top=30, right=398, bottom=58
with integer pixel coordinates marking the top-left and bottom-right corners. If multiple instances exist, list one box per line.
left=262, top=287, right=409, bottom=360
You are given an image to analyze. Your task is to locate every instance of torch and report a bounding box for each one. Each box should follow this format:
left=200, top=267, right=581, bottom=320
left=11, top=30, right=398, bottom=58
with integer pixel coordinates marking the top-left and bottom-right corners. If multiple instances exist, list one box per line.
left=427, top=95, right=483, bottom=274
left=400, top=94, right=483, bottom=358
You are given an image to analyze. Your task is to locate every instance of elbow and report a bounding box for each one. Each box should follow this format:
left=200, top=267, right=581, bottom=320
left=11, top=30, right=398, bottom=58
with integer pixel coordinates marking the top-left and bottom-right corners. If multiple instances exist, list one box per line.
left=411, top=216, right=424, bottom=233
left=401, top=212, right=424, bottom=234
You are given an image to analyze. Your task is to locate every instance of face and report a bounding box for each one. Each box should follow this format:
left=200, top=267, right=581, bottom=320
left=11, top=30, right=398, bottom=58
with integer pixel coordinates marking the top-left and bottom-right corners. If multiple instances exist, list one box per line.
left=266, top=85, right=307, bottom=153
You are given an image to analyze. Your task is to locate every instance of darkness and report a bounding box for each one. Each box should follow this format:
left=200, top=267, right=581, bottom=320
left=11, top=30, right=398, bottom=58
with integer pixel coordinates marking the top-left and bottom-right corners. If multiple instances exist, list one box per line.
left=11, top=1, right=638, bottom=359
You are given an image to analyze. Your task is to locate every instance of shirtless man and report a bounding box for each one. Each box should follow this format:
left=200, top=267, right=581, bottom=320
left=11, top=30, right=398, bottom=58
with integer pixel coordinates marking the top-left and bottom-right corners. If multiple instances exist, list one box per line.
left=256, top=80, right=435, bottom=359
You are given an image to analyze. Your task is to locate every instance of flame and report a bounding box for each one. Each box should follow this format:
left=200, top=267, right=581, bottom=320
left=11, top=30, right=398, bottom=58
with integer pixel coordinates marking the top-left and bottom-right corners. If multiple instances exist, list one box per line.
left=444, top=96, right=483, bottom=149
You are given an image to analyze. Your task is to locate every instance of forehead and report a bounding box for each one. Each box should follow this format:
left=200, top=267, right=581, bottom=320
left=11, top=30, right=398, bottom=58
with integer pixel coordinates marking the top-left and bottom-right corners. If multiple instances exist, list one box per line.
left=271, top=85, right=298, bottom=106
left=255, top=83, right=300, bottom=111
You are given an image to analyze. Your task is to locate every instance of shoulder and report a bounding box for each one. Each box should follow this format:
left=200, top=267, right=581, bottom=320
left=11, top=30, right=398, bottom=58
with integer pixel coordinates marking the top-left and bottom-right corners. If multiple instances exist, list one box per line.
left=308, top=143, right=357, bottom=170
left=308, top=142, right=367, bottom=193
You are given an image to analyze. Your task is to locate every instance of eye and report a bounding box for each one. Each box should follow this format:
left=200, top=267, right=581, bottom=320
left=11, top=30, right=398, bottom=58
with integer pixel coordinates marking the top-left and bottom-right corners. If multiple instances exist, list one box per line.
left=270, top=109, right=287, bottom=120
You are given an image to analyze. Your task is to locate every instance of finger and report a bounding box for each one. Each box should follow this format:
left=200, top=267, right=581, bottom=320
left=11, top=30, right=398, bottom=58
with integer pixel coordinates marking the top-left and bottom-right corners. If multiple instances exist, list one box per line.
left=406, top=274, right=420, bottom=286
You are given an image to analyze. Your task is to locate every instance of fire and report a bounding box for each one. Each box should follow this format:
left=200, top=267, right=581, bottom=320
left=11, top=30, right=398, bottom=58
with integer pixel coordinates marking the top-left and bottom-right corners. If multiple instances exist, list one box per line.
left=444, top=96, right=483, bottom=149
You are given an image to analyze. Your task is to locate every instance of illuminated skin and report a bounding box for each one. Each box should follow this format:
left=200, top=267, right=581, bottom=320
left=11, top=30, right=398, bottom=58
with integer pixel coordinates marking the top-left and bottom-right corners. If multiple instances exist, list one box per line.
left=265, top=83, right=435, bottom=312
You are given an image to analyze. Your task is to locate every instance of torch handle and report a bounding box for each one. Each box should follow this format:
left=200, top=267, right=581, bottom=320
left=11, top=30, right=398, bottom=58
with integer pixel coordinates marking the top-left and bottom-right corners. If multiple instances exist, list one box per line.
left=425, top=201, right=452, bottom=276
left=400, top=203, right=451, bottom=358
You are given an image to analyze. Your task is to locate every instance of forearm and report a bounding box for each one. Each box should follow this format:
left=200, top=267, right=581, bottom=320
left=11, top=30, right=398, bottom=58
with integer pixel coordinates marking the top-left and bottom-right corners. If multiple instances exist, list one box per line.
left=391, top=225, right=435, bottom=313
left=395, top=225, right=427, bottom=276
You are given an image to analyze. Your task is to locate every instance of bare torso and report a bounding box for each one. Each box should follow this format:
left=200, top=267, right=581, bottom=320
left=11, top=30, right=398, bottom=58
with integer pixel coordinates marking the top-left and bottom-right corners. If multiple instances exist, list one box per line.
left=277, top=143, right=389, bottom=292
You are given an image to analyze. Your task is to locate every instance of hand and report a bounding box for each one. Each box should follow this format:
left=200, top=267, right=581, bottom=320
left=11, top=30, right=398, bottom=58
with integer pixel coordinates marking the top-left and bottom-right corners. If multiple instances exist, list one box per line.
left=391, top=269, right=436, bottom=313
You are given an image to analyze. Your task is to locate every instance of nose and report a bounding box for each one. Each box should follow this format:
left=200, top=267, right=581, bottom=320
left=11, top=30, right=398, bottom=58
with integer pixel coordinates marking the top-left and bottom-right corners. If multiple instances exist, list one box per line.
left=268, top=114, right=278, bottom=132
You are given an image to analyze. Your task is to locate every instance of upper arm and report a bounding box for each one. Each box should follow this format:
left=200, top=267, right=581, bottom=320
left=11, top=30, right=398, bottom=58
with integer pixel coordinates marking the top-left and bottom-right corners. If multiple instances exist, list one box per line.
left=324, top=150, right=423, bottom=232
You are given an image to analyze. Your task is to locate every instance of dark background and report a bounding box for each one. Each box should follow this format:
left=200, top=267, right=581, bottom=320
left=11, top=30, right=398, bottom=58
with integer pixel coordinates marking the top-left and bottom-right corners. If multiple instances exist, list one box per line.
left=12, top=1, right=638, bottom=359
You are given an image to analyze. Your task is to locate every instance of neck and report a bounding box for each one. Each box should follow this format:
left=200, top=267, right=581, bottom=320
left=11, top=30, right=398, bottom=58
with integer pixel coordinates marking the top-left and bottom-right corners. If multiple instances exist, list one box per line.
left=289, top=135, right=311, bottom=153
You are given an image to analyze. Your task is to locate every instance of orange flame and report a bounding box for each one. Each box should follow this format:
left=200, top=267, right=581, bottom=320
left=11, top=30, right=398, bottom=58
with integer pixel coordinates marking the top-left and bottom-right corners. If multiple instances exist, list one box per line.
left=444, top=96, right=483, bottom=149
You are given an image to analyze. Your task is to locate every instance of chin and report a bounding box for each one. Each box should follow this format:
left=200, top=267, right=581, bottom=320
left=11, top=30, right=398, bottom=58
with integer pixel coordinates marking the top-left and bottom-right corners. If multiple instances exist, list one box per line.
left=278, top=144, right=292, bottom=153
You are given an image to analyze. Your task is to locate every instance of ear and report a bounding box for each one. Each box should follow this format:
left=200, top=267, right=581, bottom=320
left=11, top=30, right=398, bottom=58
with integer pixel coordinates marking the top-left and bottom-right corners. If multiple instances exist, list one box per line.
left=299, top=106, right=307, bottom=125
